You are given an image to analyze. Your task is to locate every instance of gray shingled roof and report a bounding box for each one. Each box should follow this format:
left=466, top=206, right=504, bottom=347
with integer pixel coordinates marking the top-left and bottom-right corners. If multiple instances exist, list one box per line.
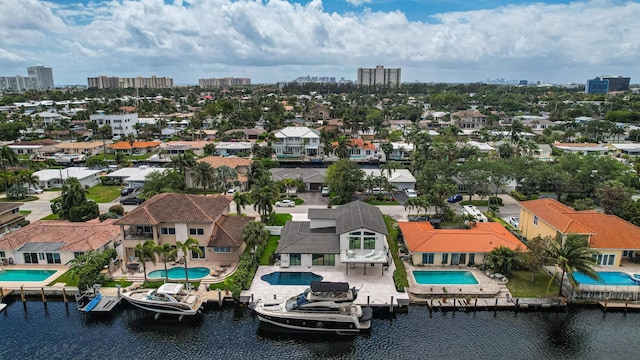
left=335, top=201, right=388, bottom=235
left=276, top=221, right=340, bottom=254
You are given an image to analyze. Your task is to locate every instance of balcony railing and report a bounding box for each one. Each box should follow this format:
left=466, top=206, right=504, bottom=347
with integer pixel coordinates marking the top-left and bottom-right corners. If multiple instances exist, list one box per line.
left=124, top=230, right=153, bottom=240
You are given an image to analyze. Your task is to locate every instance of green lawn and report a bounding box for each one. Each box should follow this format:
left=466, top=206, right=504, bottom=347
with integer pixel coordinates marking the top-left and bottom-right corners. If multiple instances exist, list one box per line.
left=506, top=270, right=560, bottom=298
left=89, top=152, right=154, bottom=161
left=19, top=210, right=32, bottom=215
left=384, top=215, right=408, bottom=292
left=86, top=184, right=123, bottom=203
left=48, top=270, right=78, bottom=286
left=41, top=213, right=60, bottom=220
left=0, top=196, right=39, bottom=202
left=273, top=213, right=292, bottom=226
left=260, top=236, right=280, bottom=265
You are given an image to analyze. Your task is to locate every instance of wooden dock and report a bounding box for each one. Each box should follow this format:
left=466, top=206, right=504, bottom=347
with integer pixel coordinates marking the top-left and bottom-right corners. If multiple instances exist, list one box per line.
left=598, top=300, right=640, bottom=311
left=415, top=296, right=567, bottom=312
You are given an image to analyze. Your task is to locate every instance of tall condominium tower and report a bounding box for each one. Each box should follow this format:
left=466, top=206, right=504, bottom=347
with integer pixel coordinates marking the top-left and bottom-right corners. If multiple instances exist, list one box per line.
left=357, top=65, right=401, bottom=86
left=27, top=66, right=55, bottom=90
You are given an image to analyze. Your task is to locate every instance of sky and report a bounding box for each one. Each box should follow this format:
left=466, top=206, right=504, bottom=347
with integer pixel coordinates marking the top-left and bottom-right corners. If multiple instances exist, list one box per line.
left=0, top=0, right=638, bottom=86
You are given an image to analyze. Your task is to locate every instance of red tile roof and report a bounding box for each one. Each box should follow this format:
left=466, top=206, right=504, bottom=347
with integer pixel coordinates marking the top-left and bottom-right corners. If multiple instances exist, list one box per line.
left=107, top=141, right=161, bottom=150
left=0, top=219, right=120, bottom=251
left=331, top=138, right=376, bottom=150
left=197, top=156, right=252, bottom=168
left=519, top=199, right=594, bottom=234
left=519, top=198, right=640, bottom=249
left=208, top=215, right=255, bottom=248
left=398, top=222, right=524, bottom=253
left=115, top=193, right=230, bottom=225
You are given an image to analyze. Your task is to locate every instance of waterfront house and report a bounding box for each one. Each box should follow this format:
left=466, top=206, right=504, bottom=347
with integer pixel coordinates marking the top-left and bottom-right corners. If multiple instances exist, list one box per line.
left=115, top=193, right=253, bottom=265
left=276, top=201, right=389, bottom=275
left=551, top=142, right=609, bottom=155
left=106, top=165, right=167, bottom=189
left=272, top=126, right=322, bottom=158
left=107, top=141, right=161, bottom=155
left=224, top=128, right=265, bottom=141
left=55, top=141, right=104, bottom=156
left=0, top=219, right=121, bottom=265
left=519, top=198, right=640, bottom=266
left=160, top=140, right=210, bottom=156
left=0, top=202, right=26, bottom=237
left=362, top=168, right=416, bottom=192
left=398, top=221, right=524, bottom=266
left=270, top=167, right=326, bottom=192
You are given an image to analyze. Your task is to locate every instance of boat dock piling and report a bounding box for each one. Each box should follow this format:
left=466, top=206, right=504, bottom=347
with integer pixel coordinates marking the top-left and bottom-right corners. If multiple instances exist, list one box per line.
left=420, top=296, right=567, bottom=312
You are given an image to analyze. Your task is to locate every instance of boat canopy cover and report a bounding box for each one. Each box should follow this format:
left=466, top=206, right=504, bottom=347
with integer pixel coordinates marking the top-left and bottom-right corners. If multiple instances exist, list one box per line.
left=157, top=283, right=184, bottom=295
left=310, top=281, right=350, bottom=293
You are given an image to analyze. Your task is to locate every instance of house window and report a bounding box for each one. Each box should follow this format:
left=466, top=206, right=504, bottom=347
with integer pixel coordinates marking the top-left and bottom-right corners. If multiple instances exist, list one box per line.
left=161, top=228, right=175, bottom=235
left=11, top=208, right=19, bottom=214
left=46, top=253, right=61, bottom=264
left=0, top=251, right=5, bottom=258
left=191, top=246, right=206, bottom=259
left=349, top=237, right=361, bottom=250
left=24, top=253, right=38, bottom=264
left=594, top=254, right=615, bottom=266
left=137, top=226, right=152, bottom=234
left=451, top=253, right=460, bottom=264
left=189, top=228, right=205, bottom=235
left=290, top=253, right=301, bottom=266
left=441, top=253, right=449, bottom=265
left=214, top=247, right=231, bottom=253
left=422, top=253, right=434, bottom=264
left=74, top=252, right=84, bottom=258
left=39, top=253, right=45, bottom=260
left=312, top=254, right=335, bottom=266
left=363, top=237, right=376, bottom=250
left=533, top=216, right=538, bottom=226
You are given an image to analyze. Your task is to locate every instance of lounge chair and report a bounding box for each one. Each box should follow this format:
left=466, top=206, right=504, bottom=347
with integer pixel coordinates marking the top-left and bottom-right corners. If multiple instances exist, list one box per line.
left=365, top=250, right=376, bottom=258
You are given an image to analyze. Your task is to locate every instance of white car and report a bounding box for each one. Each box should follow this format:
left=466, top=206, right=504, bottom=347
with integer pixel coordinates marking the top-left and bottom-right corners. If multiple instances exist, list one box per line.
left=509, top=217, right=520, bottom=228
left=321, top=187, right=330, bottom=197
left=404, top=189, right=418, bottom=198
left=275, top=199, right=295, bottom=207
left=226, top=189, right=237, bottom=195
left=28, top=187, right=44, bottom=194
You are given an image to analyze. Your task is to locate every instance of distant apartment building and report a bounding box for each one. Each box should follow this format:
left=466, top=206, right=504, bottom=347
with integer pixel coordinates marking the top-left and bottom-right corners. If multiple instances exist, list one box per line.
left=89, top=111, right=140, bottom=137
left=293, top=76, right=336, bottom=83
left=0, top=66, right=54, bottom=91
left=87, top=75, right=174, bottom=89
left=357, top=65, right=401, bottom=86
left=585, top=76, right=630, bottom=94
left=27, top=66, right=55, bottom=90
left=198, top=77, right=251, bottom=87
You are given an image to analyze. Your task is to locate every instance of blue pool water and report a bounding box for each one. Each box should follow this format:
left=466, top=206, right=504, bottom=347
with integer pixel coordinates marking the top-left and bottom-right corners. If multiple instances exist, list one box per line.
left=260, top=272, right=323, bottom=285
left=0, top=269, right=57, bottom=282
left=574, top=271, right=638, bottom=286
left=413, top=270, right=479, bottom=285
left=147, top=267, right=210, bottom=280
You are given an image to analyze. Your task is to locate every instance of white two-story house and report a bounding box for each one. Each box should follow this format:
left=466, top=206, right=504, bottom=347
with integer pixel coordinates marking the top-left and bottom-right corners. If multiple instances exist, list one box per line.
left=276, top=201, right=389, bottom=276
left=272, top=126, right=321, bottom=158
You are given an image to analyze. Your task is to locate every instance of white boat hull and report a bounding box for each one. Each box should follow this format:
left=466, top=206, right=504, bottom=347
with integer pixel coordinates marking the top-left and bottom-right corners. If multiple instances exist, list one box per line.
left=254, top=304, right=371, bottom=333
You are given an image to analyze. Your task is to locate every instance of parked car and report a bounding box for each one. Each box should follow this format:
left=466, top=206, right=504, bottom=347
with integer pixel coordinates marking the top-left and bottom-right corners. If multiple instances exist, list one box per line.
left=28, top=187, right=43, bottom=194
left=509, top=217, right=520, bottom=228
left=275, top=199, right=295, bottom=207
left=365, top=187, right=386, bottom=195
left=447, top=194, right=463, bottom=203
left=226, top=188, right=237, bottom=195
left=121, top=187, right=135, bottom=196
left=404, top=189, right=418, bottom=198
left=321, top=187, right=330, bottom=197
left=120, top=197, right=145, bottom=205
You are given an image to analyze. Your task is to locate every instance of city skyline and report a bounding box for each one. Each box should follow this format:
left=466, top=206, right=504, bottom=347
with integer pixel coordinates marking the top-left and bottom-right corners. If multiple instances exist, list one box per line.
left=1, top=0, right=639, bottom=86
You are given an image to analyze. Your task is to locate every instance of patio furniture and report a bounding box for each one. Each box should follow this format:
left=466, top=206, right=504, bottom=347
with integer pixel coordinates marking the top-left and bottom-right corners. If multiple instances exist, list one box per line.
left=127, top=263, right=141, bottom=274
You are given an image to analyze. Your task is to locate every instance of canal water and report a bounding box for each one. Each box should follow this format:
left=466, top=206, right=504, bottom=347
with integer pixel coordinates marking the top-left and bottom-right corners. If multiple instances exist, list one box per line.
left=0, top=301, right=638, bottom=359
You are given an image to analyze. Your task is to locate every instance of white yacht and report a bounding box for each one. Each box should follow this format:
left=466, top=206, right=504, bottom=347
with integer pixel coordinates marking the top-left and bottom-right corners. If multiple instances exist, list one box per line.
left=253, top=281, right=373, bottom=333
left=122, top=283, right=203, bottom=318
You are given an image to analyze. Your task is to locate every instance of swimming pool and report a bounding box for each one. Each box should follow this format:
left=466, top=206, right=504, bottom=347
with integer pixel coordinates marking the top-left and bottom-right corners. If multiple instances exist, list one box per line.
left=413, top=270, right=479, bottom=285
left=574, top=271, right=639, bottom=286
left=260, top=272, right=323, bottom=286
left=0, top=269, right=57, bottom=282
left=147, top=267, right=210, bottom=280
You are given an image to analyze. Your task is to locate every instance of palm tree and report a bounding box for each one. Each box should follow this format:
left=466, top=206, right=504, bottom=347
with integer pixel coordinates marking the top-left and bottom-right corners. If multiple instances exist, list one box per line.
left=334, top=135, right=352, bottom=159
left=192, top=161, right=216, bottom=195
left=154, top=243, right=177, bottom=283
left=250, top=174, right=279, bottom=222
left=0, top=146, right=19, bottom=192
left=548, top=235, right=601, bottom=297
left=233, top=191, right=250, bottom=215
left=124, top=133, right=137, bottom=155
left=242, top=221, right=269, bottom=261
left=134, top=239, right=157, bottom=284
left=175, top=238, right=203, bottom=287
left=171, top=151, right=197, bottom=187
left=60, top=178, right=86, bottom=218
left=216, top=165, right=238, bottom=190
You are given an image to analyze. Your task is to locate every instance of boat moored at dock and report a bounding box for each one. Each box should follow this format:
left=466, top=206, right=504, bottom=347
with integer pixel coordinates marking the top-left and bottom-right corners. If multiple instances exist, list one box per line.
left=122, top=283, right=203, bottom=318
left=253, top=281, right=372, bottom=333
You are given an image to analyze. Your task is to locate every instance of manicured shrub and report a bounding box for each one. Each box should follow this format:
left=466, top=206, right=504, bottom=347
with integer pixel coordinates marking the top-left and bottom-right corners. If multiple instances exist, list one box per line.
left=108, top=204, right=125, bottom=216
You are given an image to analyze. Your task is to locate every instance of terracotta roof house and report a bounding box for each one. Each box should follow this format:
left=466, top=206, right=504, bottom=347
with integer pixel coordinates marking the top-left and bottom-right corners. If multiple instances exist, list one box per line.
left=0, top=202, right=26, bottom=237
left=107, top=141, right=161, bottom=155
left=451, top=110, right=488, bottom=130
left=223, top=128, right=265, bottom=140
left=0, top=219, right=121, bottom=265
left=276, top=201, right=389, bottom=275
left=55, top=141, right=104, bottom=156
left=331, top=138, right=379, bottom=161
left=398, top=221, right=525, bottom=266
left=191, top=156, right=252, bottom=190
left=115, top=193, right=253, bottom=264
left=160, top=140, right=210, bottom=156
left=519, top=198, right=640, bottom=266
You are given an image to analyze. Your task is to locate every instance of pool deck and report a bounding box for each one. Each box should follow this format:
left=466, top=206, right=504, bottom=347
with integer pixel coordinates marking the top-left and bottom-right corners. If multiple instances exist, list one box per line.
left=406, top=265, right=506, bottom=299
left=0, top=264, right=69, bottom=290
left=241, top=264, right=410, bottom=308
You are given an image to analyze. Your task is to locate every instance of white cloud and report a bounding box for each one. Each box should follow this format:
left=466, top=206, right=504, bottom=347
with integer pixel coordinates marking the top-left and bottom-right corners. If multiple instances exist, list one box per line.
left=346, top=0, right=373, bottom=6
left=0, top=0, right=639, bottom=84
left=0, top=48, right=23, bottom=62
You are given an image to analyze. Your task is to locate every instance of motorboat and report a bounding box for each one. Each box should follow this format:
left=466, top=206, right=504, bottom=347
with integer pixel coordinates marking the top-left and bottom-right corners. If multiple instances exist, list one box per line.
left=122, top=283, right=203, bottom=318
left=253, top=281, right=373, bottom=333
